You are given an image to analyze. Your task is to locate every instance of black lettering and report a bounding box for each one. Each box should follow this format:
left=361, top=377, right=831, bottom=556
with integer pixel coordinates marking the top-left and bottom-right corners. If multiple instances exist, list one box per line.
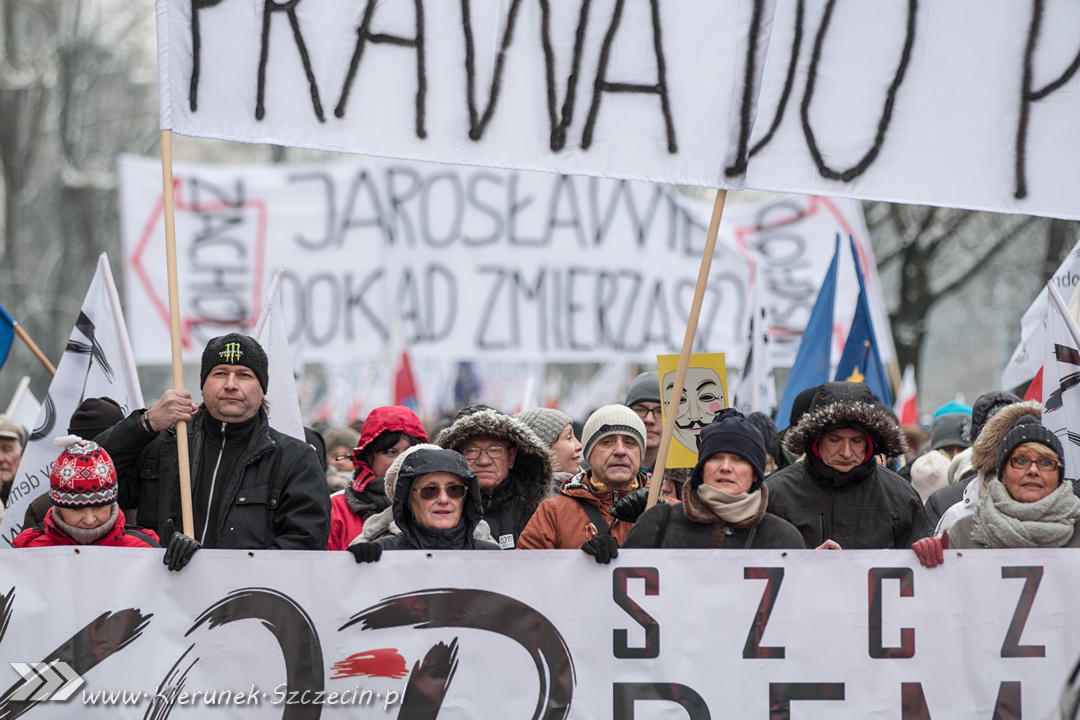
left=385, top=166, right=423, bottom=247
left=994, top=681, right=1022, bottom=720
left=508, top=174, right=545, bottom=246
left=743, top=567, right=785, bottom=659
left=420, top=172, right=465, bottom=248
left=475, top=267, right=511, bottom=350
left=613, top=270, right=643, bottom=350
left=288, top=171, right=335, bottom=250
left=901, top=682, right=932, bottom=720
left=612, top=567, right=659, bottom=659
left=613, top=683, right=709, bottom=720
left=396, top=268, right=426, bottom=343
left=344, top=269, right=387, bottom=342
left=868, top=567, right=915, bottom=659
left=513, top=269, right=546, bottom=352
left=461, top=0, right=525, bottom=141
left=725, top=0, right=769, bottom=177
left=340, top=171, right=391, bottom=247
left=801, top=0, right=916, bottom=181
left=464, top=172, right=505, bottom=245
left=256, top=0, right=325, bottom=122
left=425, top=264, right=457, bottom=342
left=595, top=271, right=620, bottom=349
left=543, top=175, right=587, bottom=248
left=582, top=0, right=676, bottom=153
left=335, top=0, right=426, bottom=138
left=1001, top=566, right=1045, bottom=658
left=566, top=267, right=593, bottom=351
left=637, top=279, right=673, bottom=351
left=305, top=273, right=340, bottom=346
left=769, top=683, right=845, bottom=720
left=189, top=0, right=226, bottom=112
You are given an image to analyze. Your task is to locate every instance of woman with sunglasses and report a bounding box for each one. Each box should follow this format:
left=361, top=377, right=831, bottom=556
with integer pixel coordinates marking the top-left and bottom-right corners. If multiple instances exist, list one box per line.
left=348, top=444, right=500, bottom=561
left=912, top=415, right=1080, bottom=567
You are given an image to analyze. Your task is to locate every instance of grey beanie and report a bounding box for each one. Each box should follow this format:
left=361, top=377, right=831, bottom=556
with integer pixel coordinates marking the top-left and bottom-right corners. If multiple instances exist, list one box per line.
left=930, top=413, right=972, bottom=451
left=624, top=371, right=661, bottom=407
left=514, top=408, right=573, bottom=448
left=582, top=405, right=646, bottom=465
left=323, top=425, right=361, bottom=452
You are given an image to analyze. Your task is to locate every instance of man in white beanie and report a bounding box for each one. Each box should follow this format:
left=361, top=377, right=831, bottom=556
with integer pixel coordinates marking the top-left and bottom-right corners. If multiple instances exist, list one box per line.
left=0, top=414, right=27, bottom=522
left=518, top=405, right=648, bottom=563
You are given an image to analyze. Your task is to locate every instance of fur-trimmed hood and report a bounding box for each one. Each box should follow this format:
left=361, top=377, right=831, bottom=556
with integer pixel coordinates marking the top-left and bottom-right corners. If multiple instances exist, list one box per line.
left=784, top=382, right=906, bottom=458
left=435, top=409, right=556, bottom=512
left=970, top=400, right=1041, bottom=477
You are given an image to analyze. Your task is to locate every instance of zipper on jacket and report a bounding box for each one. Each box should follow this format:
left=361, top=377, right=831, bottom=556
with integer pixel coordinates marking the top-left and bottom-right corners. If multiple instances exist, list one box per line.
left=199, top=421, right=228, bottom=545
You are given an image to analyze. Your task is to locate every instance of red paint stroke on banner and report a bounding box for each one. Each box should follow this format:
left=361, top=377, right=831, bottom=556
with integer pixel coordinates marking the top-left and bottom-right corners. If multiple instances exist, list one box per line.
left=331, top=648, right=409, bottom=679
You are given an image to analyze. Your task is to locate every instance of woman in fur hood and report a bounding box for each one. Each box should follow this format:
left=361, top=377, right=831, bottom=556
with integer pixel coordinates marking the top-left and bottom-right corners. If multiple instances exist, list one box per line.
left=765, top=382, right=932, bottom=549
left=435, top=407, right=556, bottom=550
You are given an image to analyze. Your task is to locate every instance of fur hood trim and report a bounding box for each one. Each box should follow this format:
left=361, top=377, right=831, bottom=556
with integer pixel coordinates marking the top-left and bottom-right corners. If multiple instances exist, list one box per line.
left=435, top=409, right=556, bottom=512
left=970, top=401, right=1042, bottom=477
left=785, top=384, right=906, bottom=458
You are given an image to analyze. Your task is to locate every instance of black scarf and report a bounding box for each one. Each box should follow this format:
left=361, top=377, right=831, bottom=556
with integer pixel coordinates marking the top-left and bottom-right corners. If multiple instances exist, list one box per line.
left=345, top=479, right=391, bottom=519
left=400, top=516, right=473, bottom=550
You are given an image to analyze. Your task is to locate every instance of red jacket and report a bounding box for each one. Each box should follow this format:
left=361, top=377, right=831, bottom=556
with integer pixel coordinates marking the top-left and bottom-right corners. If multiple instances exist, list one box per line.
left=328, top=492, right=367, bottom=551
left=13, top=507, right=160, bottom=548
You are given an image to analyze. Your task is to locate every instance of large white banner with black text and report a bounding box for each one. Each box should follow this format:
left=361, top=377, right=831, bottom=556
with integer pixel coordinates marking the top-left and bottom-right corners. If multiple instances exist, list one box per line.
left=119, top=155, right=887, bottom=368
left=157, top=0, right=1080, bottom=220
left=0, top=549, right=1076, bottom=718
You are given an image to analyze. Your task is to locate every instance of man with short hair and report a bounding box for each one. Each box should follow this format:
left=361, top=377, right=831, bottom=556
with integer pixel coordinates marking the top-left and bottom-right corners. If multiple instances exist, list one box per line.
left=624, top=371, right=662, bottom=472
left=517, top=405, right=648, bottom=562
left=0, top=415, right=27, bottom=521
left=99, top=333, right=330, bottom=549
left=436, top=407, right=554, bottom=549
left=765, top=382, right=931, bottom=549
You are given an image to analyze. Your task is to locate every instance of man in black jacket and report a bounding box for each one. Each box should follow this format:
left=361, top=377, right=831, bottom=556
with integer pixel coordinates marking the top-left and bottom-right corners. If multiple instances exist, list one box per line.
left=765, top=382, right=931, bottom=549
left=99, top=334, right=330, bottom=550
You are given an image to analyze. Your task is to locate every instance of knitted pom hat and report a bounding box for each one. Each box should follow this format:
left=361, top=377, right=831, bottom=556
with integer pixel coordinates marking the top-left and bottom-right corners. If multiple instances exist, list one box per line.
left=582, top=405, right=646, bottom=465
left=49, top=435, right=118, bottom=508
left=200, top=333, right=269, bottom=392
left=996, top=415, right=1064, bottom=481
left=514, top=408, right=573, bottom=448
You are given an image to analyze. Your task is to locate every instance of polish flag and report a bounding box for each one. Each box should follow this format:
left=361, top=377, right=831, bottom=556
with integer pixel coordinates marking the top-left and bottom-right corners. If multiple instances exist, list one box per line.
left=894, top=365, right=918, bottom=425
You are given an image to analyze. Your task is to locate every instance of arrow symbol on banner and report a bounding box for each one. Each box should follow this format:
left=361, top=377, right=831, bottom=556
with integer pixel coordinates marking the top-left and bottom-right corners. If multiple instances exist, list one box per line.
left=9, top=661, right=84, bottom=701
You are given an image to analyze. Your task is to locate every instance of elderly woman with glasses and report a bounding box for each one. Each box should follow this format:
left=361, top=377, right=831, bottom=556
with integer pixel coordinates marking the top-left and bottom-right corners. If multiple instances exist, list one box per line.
left=913, top=416, right=1080, bottom=567
left=348, top=444, right=501, bottom=562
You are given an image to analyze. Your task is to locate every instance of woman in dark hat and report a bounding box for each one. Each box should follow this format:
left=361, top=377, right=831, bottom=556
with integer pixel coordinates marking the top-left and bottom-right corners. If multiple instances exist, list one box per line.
left=623, top=411, right=804, bottom=549
left=913, top=415, right=1080, bottom=567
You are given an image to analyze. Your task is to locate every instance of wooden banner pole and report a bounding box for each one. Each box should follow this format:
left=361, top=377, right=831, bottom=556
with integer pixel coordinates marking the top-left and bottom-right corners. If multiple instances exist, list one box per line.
left=645, top=189, right=728, bottom=511
left=160, top=129, right=195, bottom=538
left=13, top=325, right=56, bottom=376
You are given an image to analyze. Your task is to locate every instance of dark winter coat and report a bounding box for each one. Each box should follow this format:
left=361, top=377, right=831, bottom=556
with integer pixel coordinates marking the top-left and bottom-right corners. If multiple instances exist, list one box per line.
left=768, top=382, right=931, bottom=549
left=436, top=409, right=556, bottom=549
left=623, top=484, right=804, bottom=549
left=99, top=409, right=330, bottom=550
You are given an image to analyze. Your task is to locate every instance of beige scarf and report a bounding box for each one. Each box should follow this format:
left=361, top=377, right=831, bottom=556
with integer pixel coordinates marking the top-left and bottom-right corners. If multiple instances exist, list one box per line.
left=696, top=484, right=764, bottom=524
left=51, top=504, right=118, bottom=544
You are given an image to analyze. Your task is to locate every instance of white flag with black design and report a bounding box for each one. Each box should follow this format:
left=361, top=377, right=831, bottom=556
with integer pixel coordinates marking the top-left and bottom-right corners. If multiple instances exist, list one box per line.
left=0, top=254, right=144, bottom=545
left=733, top=281, right=776, bottom=416
left=254, top=269, right=305, bottom=442
left=1042, top=282, right=1080, bottom=483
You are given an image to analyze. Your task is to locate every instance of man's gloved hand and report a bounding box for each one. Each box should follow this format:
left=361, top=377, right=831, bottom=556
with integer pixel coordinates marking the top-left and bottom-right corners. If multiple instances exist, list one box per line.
left=581, top=535, right=619, bottom=564
left=911, top=530, right=949, bottom=569
left=611, top=488, right=663, bottom=523
left=347, top=541, right=384, bottom=564
left=162, top=519, right=201, bottom=572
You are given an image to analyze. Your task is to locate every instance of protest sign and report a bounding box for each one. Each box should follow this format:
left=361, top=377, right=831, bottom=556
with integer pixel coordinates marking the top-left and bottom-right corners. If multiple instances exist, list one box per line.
left=0, top=548, right=1076, bottom=718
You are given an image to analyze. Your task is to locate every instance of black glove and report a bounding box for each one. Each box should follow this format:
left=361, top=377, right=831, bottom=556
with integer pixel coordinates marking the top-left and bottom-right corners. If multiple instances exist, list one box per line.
left=611, top=488, right=663, bottom=523
left=162, top=519, right=200, bottom=572
left=347, top=541, right=383, bottom=564
left=580, top=534, right=619, bottom=564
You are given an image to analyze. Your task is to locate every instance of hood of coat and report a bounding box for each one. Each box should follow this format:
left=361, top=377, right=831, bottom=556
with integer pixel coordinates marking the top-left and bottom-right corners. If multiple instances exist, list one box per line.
left=784, top=382, right=906, bottom=459
left=435, top=408, right=556, bottom=512
left=353, top=406, right=428, bottom=462
left=387, top=445, right=486, bottom=540
left=970, top=400, right=1042, bottom=477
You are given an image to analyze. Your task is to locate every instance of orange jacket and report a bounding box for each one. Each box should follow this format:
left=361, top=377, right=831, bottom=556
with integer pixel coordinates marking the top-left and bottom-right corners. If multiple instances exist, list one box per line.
left=516, top=472, right=645, bottom=550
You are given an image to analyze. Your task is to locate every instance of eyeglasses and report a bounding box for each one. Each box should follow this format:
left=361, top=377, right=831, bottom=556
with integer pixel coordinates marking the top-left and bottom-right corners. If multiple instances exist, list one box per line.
left=1009, top=456, right=1059, bottom=472
left=462, top=446, right=509, bottom=460
left=413, top=484, right=468, bottom=501
left=333, top=454, right=352, bottom=463
left=631, top=405, right=662, bottom=420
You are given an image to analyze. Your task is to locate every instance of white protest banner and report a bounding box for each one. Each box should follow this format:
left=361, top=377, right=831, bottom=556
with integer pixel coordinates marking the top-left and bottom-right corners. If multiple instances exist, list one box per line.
left=0, top=549, right=1077, bottom=719
left=744, top=1, right=1080, bottom=220
left=119, top=156, right=883, bottom=371
left=1041, top=283, right=1080, bottom=483
left=0, top=255, right=144, bottom=546
left=119, top=154, right=751, bottom=366
left=3, top=377, right=40, bottom=436
left=1002, top=239, right=1080, bottom=391
left=155, top=0, right=765, bottom=190
left=157, top=1, right=1080, bottom=220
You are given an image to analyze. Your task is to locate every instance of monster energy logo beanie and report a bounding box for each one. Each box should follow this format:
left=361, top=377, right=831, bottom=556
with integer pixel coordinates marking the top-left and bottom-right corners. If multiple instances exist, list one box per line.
left=200, top=333, right=269, bottom=392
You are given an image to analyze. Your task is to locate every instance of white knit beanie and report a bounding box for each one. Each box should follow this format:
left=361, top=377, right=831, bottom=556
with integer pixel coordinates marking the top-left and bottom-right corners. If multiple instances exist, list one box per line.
left=581, top=405, right=646, bottom=465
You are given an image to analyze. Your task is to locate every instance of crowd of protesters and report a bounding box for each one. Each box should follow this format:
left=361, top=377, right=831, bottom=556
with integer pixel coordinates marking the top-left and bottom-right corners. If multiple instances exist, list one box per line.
left=5, top=332, right=1079, bottom=574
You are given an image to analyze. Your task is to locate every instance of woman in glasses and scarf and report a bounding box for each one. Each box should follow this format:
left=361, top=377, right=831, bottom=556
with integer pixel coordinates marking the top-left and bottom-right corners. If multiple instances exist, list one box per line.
left=912, top=415, right=1080, bottom=567
left=348, top=444, right=500, bottom=562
